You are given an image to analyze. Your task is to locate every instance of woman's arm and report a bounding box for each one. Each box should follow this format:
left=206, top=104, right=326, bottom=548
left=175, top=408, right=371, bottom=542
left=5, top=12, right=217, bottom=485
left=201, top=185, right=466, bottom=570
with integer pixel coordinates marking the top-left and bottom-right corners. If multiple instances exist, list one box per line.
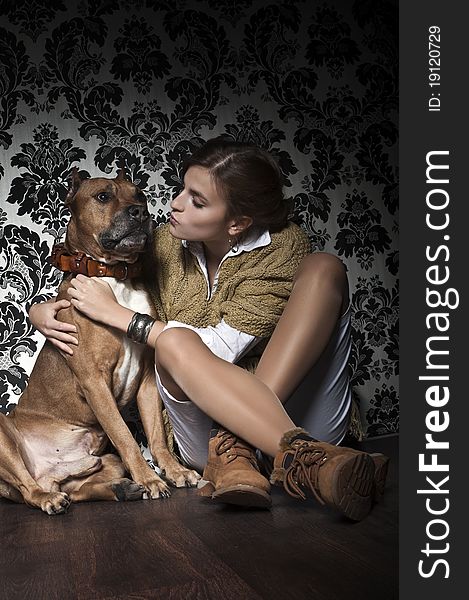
left=163, top=320, right=260, bottom=364
left=28, top=298, right=78, bottom=355
left=67, top=274, right=166, bottom=348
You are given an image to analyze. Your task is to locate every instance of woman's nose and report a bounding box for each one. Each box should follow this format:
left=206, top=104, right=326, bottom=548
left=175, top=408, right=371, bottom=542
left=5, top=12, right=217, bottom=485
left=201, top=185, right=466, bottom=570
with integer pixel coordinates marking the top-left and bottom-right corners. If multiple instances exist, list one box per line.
left=171, top=190, right=185, bottom=212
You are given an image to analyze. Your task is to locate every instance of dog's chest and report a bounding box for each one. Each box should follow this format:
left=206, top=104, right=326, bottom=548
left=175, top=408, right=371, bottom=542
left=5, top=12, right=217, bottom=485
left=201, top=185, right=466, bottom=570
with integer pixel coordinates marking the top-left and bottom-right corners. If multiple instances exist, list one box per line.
left=106, top=279, right=154, bottom=315
left=105, top=279, right=154, bottom=403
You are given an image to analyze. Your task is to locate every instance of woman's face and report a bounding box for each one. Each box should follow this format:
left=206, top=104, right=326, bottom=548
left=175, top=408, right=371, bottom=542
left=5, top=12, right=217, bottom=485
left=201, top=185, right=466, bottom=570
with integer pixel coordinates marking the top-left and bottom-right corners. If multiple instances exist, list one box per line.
left=169, top=166, right=232, bottom=243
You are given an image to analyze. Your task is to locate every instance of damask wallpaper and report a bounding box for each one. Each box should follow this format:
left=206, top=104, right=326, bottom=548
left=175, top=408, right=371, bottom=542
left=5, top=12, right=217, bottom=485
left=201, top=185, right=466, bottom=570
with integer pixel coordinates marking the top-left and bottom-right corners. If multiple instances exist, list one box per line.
left=0, top=0, right=398, bottom=442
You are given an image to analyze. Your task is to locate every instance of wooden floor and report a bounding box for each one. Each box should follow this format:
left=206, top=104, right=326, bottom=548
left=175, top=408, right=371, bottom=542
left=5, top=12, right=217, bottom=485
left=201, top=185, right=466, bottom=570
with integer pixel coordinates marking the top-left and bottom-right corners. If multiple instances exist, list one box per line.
left=0, top=436, right=397, bottom=600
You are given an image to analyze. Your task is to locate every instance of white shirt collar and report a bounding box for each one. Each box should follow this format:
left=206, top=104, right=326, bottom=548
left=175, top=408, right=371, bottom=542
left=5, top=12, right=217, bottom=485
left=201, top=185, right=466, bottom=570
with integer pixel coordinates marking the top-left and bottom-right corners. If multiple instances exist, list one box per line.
left=182, top=228, right=271, bottom=258
left=181, top=228, right=271, bottom=300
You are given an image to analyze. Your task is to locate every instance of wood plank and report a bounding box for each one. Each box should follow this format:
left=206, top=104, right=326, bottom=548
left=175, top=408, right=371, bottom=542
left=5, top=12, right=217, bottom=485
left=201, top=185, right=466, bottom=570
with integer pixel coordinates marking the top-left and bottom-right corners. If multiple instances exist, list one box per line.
left=0, top=437, right=398, bottom=600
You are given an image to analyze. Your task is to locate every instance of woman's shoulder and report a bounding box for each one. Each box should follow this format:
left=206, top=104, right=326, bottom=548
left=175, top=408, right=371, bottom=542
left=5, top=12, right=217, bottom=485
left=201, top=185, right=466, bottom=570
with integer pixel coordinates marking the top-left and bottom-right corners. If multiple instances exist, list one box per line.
left=269, top=222, right=311, bottom=253
left=234, top=222, right=310, bottom=275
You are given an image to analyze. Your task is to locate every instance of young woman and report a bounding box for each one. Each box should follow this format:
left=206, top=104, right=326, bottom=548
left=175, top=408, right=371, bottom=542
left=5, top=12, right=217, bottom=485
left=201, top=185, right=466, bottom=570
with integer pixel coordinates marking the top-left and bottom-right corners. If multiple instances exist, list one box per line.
left=30, top=138, right=385, bottom=521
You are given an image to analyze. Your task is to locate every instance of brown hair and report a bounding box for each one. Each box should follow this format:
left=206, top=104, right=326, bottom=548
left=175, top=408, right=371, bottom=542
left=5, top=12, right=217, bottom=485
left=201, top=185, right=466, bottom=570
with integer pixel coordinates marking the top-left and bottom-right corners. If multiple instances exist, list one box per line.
left=183, top=137, right=290, bottom=233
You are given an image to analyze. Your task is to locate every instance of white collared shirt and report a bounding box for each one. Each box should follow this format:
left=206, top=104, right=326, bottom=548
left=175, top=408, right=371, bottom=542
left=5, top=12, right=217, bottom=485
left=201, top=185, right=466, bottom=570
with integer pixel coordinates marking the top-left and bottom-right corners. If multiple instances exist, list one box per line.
left=163, top=229, right=271, bottom=363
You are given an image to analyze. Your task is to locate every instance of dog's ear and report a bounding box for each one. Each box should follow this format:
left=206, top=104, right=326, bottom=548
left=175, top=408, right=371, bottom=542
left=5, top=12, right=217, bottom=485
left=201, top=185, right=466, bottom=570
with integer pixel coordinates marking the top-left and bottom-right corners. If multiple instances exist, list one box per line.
left=65, top=167, right=84, bottom=206
left=115, top=168, right=128, bottom=182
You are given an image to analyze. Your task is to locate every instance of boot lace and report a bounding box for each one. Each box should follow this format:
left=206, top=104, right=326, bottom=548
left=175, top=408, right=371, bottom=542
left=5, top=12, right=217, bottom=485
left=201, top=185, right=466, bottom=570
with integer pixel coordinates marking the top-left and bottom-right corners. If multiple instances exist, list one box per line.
left=283, top=442, right=328, bottom=504
left=215, top=430, right=258, bottom=468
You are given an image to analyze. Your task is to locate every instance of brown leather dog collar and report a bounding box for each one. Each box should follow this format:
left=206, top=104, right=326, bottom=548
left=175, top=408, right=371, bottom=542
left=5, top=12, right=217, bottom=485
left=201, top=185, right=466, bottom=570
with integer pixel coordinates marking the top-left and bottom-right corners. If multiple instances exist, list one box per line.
left=49, top=243, right=142, bottom=281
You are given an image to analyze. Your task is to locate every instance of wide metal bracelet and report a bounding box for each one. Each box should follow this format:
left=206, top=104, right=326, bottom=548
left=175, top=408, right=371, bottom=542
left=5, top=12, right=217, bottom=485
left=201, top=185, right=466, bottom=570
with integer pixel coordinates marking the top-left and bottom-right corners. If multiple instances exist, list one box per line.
left=126, top=312, right=156, bottom=344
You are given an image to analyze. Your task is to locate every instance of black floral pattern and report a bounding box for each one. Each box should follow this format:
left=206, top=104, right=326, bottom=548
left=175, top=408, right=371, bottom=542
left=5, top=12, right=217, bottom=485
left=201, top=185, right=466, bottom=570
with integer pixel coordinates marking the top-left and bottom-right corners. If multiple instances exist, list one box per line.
left=0, top=27, right=35, bottom=151
left=306, top=4, right=361, bottom=79
left=0, top=221, right=61, bottom=411
left=111, top=17, right=170, bottom=94
left=351, top=276, right=398, bottom=347
left=0, top=0, right=398, bottom=438
left=366, top=384, right=399, bottom=437
left=0, top=0, right=66, bottom=42
left=7, top=124, right=87, bottom=238
left=335, top=190, right=391, bottom=270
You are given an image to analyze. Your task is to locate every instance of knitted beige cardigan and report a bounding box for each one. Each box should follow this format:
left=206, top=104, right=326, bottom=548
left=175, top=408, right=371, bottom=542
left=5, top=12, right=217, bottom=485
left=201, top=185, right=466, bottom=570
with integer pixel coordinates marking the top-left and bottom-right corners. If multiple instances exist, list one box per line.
left=146, top=222, right=310, bottom=343
left=145, top=223, right=361, bottom=441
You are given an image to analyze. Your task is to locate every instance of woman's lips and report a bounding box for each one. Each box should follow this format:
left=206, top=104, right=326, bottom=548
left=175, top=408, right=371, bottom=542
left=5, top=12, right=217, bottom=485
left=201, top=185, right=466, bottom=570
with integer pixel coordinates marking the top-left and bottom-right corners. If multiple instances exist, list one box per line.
left=169, top=213, right=179, bottom=226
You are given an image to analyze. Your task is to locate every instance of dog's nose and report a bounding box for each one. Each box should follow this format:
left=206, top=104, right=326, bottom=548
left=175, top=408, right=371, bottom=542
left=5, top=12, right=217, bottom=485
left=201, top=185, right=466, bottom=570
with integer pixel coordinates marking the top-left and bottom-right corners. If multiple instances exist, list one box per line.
left=127, top=205, right=149, bottom=222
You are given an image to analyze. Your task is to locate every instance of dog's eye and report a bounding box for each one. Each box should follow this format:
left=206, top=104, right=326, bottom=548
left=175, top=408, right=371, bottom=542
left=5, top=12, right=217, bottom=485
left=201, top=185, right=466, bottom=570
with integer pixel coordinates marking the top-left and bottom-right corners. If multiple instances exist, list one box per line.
left=97, top=192, right=110, bottom=203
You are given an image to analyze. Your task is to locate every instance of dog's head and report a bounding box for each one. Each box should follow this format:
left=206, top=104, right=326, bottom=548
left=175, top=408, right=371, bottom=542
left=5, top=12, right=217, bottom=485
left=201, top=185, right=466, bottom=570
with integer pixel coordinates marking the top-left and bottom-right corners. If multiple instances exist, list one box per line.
left=65, top=168, right=153, bottom=263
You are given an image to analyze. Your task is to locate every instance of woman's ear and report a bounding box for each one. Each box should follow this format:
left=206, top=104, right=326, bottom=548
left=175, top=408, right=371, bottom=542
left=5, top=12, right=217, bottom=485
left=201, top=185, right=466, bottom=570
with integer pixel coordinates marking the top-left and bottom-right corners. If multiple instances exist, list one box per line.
left=228, top=216, right=253, bottom=237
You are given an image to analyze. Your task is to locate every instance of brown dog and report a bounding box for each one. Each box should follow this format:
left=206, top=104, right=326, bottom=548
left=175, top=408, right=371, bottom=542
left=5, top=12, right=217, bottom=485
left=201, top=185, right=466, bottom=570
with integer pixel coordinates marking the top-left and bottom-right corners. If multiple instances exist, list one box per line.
left=0, top=169, right=200, bottom=514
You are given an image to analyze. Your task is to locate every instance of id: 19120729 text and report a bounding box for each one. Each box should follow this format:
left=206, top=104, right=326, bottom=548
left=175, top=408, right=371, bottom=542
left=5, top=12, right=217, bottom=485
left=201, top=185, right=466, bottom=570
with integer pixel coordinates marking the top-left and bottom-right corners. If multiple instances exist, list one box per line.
left=428, top=25, right=441, bottom=112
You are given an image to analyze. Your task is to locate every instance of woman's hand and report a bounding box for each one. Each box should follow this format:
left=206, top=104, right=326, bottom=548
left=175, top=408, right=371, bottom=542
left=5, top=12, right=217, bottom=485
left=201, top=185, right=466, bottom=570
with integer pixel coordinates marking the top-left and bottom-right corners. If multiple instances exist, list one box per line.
left=28, top=299, right=78, bottom=356
left=67, top=275, right=119, bottom=325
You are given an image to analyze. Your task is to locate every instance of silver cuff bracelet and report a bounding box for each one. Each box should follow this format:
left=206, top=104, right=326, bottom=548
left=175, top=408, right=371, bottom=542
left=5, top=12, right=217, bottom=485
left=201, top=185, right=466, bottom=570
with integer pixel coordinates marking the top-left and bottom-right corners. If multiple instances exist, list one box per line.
left=126, top=312, right=156, bottom=344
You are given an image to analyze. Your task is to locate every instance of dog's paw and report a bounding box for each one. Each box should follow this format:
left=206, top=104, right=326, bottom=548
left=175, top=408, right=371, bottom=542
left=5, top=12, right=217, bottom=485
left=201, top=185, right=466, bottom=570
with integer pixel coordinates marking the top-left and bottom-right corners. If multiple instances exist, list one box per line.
left=163, top=464, right=201, bottom=488
left=111, top=479, right=145, bottom=502
left=39, top=491, right=71, bottom=515
left=139, top=476, right=171, bottom=500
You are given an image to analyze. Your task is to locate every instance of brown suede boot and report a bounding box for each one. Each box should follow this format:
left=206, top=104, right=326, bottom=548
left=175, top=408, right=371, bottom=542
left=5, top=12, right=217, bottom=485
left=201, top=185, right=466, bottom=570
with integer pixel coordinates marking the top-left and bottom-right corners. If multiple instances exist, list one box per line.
left=270, top=428, right=375, bottom=521
left=370, top=452, right=390, bottom=502
left=198, top=429, right=271, bottom=509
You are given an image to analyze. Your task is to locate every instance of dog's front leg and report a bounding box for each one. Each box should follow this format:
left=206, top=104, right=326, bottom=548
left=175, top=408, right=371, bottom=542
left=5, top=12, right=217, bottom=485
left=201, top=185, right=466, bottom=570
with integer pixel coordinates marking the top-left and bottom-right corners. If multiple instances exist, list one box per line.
left=79, top=376, right=171, bottom=499
left=136, top=369, right=200, bottom=488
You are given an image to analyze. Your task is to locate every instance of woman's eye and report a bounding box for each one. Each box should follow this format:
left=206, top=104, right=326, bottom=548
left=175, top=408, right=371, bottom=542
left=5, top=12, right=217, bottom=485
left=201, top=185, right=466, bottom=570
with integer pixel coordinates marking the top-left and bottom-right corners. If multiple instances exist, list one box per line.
left=97, top=192, right=109, bottom=202
left=191, top=196, right=204, bottom=208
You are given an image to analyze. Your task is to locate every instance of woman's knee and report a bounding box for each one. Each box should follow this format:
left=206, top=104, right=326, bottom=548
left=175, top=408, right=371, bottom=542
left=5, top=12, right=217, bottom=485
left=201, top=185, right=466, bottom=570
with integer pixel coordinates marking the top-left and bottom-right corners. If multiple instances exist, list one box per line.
left=294, top=252, right=347, bottom=290
left=292, top=252, right=349, bottom=312
left=154, top=327, right=202, bottom=370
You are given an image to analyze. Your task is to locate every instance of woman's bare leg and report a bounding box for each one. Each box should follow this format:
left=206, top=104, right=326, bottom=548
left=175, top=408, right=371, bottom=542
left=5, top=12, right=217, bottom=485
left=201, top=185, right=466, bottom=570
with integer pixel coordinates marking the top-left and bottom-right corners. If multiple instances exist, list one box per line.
left=154, top=329, right=295, bottom=458
left=154, top=325, right=376, bottom=520
left=255, top=252, right=349, bottom=403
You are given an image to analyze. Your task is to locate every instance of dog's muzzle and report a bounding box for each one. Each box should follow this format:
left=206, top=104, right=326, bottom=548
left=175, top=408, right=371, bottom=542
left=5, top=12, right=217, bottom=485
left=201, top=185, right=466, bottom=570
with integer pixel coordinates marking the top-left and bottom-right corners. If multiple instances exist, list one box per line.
left=100, top=205, right=152, bottom=253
